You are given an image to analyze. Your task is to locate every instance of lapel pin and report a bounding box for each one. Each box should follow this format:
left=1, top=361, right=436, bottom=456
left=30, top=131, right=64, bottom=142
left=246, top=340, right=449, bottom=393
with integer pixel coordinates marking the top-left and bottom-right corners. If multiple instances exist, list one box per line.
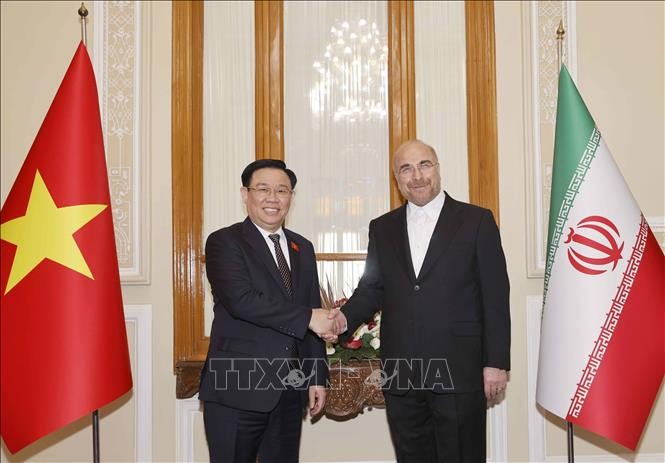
left=290, top=241, right=300, bottom=252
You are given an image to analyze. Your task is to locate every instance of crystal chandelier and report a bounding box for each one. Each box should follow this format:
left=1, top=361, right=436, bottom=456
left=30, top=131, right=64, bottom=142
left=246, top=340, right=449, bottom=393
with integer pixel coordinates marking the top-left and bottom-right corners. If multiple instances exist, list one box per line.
left=309, top=18, right=388, bottom=123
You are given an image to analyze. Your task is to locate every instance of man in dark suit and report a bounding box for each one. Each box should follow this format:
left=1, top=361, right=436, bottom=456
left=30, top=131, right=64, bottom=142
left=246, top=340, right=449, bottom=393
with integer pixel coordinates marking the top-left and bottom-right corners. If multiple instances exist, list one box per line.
left=199, top=159, right=335, bottom=463
left=332, top=140, right=510, bottom=462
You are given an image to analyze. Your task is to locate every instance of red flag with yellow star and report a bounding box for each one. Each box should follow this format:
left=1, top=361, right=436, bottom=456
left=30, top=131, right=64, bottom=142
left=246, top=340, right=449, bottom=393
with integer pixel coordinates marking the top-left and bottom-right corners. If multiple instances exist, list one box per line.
left=1, top=42, right=132, bottom=453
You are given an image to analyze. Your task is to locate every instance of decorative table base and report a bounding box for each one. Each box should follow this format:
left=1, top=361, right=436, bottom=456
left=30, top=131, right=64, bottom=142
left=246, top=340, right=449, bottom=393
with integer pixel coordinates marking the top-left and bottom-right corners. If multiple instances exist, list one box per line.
left=325, top=359, right=385, bottom=417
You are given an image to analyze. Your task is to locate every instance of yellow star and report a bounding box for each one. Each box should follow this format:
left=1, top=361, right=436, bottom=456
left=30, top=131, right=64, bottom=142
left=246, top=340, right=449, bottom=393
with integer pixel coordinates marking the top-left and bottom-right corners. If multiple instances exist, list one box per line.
left=0, top=170, right=107, bottom=295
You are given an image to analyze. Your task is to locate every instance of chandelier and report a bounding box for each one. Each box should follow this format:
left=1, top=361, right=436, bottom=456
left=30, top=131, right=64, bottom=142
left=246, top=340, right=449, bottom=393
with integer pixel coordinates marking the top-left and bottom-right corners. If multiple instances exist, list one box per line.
left=309, top=18, right=388, bottom=123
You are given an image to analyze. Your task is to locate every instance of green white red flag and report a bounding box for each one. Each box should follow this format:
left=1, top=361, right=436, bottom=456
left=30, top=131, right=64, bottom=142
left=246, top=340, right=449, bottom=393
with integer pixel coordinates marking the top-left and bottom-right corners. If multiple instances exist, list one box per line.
left=536, top=65, right=664, bottom=450
left=1, top=43, right=132, bottom=453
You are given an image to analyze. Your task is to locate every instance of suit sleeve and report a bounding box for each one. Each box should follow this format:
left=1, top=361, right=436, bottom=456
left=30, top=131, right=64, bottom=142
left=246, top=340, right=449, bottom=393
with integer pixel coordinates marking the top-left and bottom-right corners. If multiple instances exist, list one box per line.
left=340, top=219, right=385, bottom=341
left=300, top=248, right=329, bottom=386
left=476, top=210, right=511, bottom=370
left=205, top=230, right=312, bottom=340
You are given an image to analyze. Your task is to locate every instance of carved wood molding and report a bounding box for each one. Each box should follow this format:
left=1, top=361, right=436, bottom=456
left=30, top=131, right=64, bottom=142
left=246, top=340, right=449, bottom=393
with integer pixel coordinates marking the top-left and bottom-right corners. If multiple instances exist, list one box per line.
left=325, top=360, right=386, bottom=417
left=172, top=1, right=208, bottom=375
left=255, top=0, right=284, bottom=160
left=175, top=361, right=204, bottom=399
left=465, top=0, right=500, bottom=223
left=387, top=0, right=416, bottom=209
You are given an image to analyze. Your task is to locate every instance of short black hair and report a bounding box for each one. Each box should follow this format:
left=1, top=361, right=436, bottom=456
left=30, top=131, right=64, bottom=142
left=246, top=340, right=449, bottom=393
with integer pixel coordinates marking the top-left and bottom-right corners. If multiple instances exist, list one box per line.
left=241, top=159, right=297, bottom=189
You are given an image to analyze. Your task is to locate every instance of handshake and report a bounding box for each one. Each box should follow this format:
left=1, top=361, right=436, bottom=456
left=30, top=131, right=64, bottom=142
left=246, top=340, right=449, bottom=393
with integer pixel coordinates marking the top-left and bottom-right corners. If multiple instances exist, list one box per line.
left=309, top=308, right=347, bottom=343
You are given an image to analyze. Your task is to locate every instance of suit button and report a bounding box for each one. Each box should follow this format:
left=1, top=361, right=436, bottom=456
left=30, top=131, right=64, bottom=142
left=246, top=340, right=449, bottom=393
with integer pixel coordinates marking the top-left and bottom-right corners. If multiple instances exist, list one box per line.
left=414, top=285, right=420, bottom=291
left=284, top=346, right=289, bottom=351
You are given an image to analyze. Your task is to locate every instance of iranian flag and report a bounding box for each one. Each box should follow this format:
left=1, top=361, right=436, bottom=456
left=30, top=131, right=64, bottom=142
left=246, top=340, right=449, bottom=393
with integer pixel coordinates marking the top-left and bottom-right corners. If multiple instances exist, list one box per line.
left=536, top=66, right=664, bottom=450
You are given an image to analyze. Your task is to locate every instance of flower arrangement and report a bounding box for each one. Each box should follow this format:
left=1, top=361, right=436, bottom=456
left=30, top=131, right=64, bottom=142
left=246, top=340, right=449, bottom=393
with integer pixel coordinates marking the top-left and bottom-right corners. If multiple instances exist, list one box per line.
left=320, top=283, right=381, bottom=362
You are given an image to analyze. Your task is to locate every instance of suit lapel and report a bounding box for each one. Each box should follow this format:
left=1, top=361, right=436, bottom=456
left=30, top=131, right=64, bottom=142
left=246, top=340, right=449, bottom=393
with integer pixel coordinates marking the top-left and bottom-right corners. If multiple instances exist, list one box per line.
left=417, top=192, right=463, bottom=281
left=241, top=218, right=290, bottom=298
left=284, top=230, right=301, bottom=299
left=391, top=204, right=417, bottom=283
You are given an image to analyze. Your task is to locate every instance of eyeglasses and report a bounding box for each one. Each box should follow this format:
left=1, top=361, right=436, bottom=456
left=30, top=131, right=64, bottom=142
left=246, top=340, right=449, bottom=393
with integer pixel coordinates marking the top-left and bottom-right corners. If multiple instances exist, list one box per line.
left=246, top=186, right=293, bottom=198
left=397, top=161, right=439, bottom=177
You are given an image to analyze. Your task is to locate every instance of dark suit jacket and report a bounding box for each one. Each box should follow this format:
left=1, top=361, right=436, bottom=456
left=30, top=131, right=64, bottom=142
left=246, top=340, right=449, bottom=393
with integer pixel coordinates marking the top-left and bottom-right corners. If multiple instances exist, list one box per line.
left=341, top=193, right=510, bottom=394
left=199, top=217, right=328, bottom=412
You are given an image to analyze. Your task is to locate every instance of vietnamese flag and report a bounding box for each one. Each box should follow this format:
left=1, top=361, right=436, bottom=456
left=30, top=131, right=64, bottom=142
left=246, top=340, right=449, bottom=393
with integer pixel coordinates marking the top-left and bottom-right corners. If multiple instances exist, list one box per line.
left=1, top=42, right=132, bottom=453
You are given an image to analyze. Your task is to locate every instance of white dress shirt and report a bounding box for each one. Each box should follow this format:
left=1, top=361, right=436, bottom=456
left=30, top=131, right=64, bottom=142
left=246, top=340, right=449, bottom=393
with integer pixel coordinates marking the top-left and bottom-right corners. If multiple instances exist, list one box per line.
left=406, top=190, right=446, bottom=277
left=252, top=223, right=291, bottom=269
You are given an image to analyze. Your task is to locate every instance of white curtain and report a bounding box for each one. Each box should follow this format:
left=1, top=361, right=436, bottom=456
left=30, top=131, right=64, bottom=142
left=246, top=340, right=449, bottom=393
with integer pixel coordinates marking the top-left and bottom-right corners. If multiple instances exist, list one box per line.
left=283, top=1, right=390, bottom=253
left=414, top=0, right=469, bottom=202
left=283, top=1, right=390, bottom=293
left=203, top=0, right=255, bottom=331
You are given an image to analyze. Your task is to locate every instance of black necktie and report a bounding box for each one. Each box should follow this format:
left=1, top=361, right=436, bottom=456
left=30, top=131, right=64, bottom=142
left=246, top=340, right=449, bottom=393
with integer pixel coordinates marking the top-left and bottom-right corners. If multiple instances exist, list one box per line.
left=268, top=234, right=293, bottom=297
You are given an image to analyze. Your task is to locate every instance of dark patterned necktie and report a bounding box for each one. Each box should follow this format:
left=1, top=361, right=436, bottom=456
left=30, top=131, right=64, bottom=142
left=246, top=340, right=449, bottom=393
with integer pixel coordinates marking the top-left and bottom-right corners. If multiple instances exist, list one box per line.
left=268, top=234, right=293, bottom=297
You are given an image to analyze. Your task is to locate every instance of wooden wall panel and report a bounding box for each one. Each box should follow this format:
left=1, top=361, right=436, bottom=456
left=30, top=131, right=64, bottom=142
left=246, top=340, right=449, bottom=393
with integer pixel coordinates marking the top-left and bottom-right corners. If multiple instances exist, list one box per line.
left=387, top=0, right=416, bottom=209
left=172, top=1, right=207, bottom=397
left=255, top=1, right=284, bottom=160
left=465, top=1, right=500, bottom=222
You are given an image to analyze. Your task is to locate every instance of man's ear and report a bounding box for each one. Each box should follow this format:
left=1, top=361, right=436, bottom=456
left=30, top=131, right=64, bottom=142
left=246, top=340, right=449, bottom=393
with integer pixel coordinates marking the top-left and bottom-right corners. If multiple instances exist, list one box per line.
left=240, top=186, right=248, bottom=203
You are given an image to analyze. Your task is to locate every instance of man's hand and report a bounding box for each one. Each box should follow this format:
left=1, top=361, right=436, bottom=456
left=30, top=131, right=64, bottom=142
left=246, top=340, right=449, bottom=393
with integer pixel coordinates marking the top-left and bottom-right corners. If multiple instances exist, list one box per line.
left=327, top=309, right=347, bottom=341
left=309, top=309, right=336, bottom=341
left=309, top=308, right=347, bottom=342
left=308, top=385, right=326, bottom=417
left=483, top=367, right=508, bottom=401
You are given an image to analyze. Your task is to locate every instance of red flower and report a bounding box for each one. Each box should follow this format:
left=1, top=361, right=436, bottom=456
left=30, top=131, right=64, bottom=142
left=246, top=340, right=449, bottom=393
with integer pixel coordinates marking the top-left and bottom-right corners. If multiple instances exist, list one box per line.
left=367, top=321, right=377, bottom=330
left=290, top=241, right=299, bottom=252
left=343, top=339, right=363, bottom=350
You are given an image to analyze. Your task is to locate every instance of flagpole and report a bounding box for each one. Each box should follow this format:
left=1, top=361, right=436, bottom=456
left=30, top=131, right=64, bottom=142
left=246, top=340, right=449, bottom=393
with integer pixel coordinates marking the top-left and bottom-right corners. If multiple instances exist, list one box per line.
left=567, top=422, right=575, bottom=463
left=77, top=5, right=99, bottom=460
left=556, top=19, right=565, bottom=71
left=78, top=2, right=88, bottom=47
left=556, top=17, right=574, bottom=463
left=92, top=410, right=100, bottom=463
left=77, top=4, right=100, bottom=461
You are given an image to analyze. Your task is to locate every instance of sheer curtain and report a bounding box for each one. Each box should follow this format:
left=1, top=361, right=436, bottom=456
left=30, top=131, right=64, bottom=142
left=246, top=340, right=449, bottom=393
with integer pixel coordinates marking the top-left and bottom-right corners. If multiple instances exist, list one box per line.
left=414, top=1, right=469, bottom=202
left=284, top=1, right=389, bottom=293
left=203, top=1, right=255, bottom=331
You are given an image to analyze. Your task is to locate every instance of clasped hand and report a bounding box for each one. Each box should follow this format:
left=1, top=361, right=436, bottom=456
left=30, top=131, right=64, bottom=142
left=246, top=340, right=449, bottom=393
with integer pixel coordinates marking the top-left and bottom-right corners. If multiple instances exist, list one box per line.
left=309, top=308, right=347, bottom=343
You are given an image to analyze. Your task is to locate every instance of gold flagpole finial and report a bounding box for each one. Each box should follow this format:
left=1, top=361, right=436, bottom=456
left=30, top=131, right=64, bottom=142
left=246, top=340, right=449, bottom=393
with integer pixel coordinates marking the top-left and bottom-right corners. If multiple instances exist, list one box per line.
left=556, top=19, right=565, bottom=40
left=78, top=2, right=89, bottom=46
left=556, top=19, right=566, bottom=71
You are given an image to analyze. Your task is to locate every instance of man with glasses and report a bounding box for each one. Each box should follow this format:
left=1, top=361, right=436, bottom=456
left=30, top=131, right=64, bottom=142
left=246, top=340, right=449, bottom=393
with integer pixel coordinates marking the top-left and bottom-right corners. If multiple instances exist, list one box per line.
left=331, top=140, right=511, bottom=462
left=199, top=159, right=335, bottom=462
